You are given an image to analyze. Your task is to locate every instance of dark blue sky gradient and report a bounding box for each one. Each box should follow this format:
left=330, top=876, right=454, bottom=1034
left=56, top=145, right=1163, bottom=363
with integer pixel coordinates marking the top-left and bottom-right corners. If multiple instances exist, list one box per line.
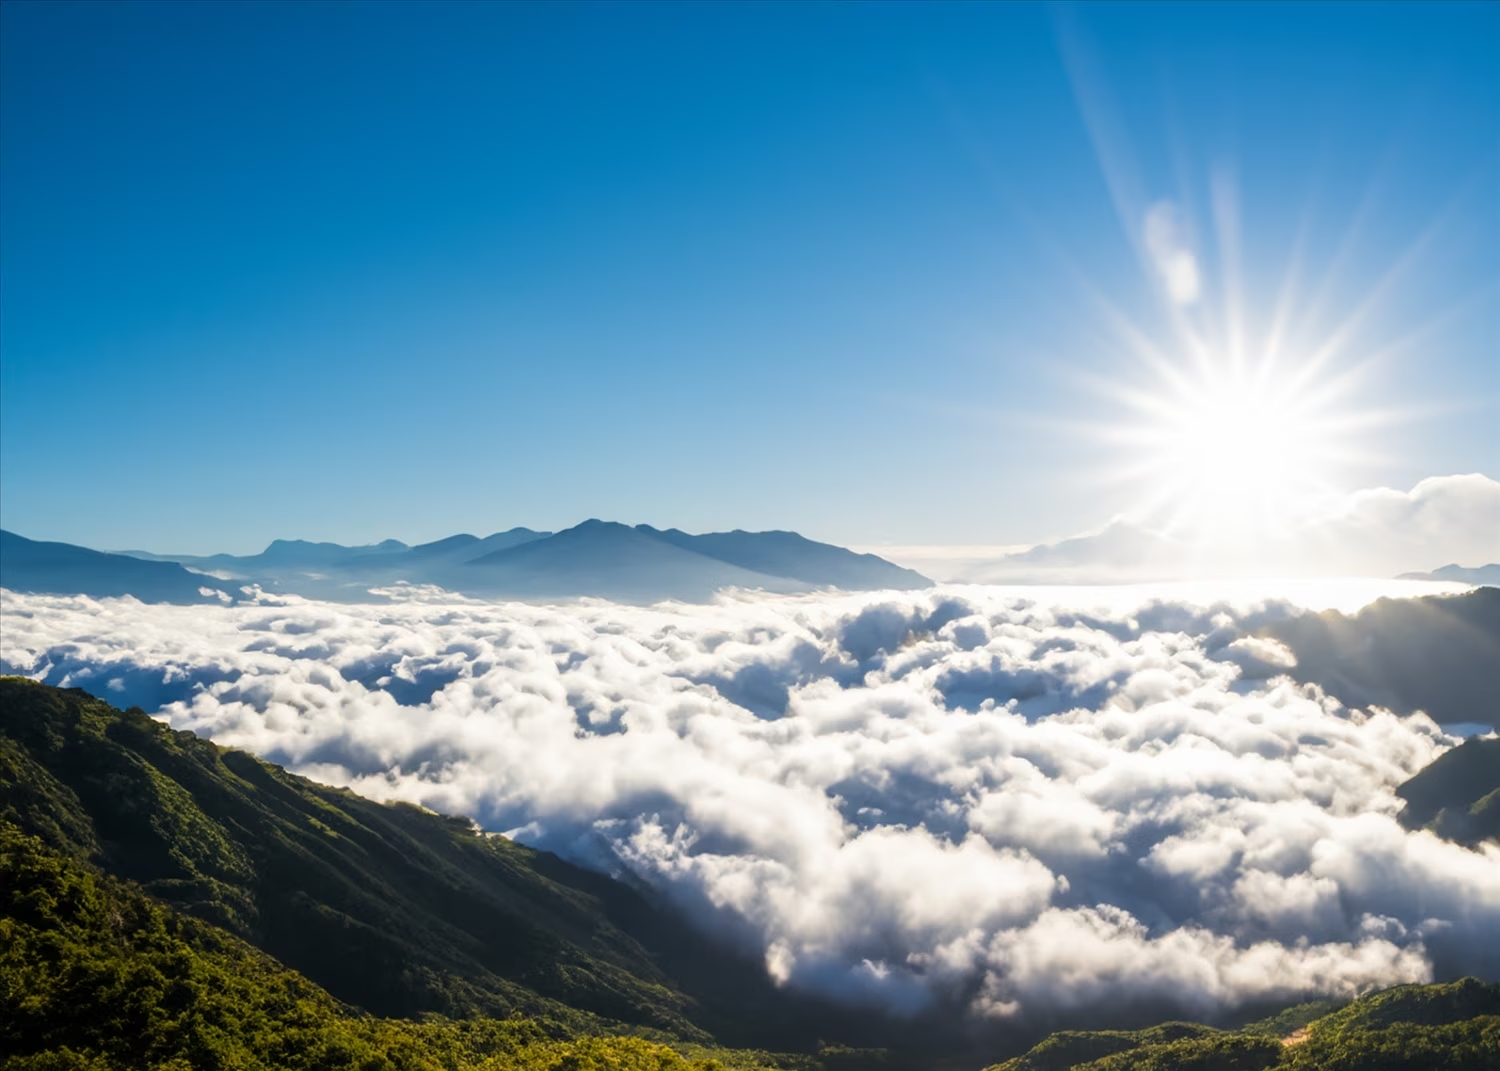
left=2, top=1, right=1495, bottom=551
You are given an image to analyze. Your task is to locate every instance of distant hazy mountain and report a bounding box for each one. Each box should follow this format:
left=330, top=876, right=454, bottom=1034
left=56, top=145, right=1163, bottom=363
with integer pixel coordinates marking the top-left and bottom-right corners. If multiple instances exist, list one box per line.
left=119, top=528, right=552, bottom=599
left=349, top=528, right=549, bottom=572
left=460, top=520, right=807, bottom=602
left=1398, top=562, right=1500, bottom=586
left=7, top=522, right=930, bottom=604
left=126, top=536, right=416, bottom=574
left=0, top=530, right=233, bottom=604
left=639, top=525, right=930, bottom=590
left=1262, top=587, right=1500, bottom=732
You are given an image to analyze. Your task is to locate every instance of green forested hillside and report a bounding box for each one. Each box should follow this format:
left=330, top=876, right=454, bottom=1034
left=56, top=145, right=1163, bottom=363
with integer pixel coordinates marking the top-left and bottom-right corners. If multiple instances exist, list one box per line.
left=986, top=979, right=1500, bottom=1071
left=1396, top=736, right=1500, bottom=846
left=0, top=677, right=837, bottom=1048
left=0, top=820, right=791, bottom=1071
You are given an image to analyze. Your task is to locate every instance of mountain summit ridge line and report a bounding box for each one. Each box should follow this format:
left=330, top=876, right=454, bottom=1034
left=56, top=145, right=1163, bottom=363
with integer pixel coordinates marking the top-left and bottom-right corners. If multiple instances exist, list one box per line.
left=0, top=521, right=931, bottom=604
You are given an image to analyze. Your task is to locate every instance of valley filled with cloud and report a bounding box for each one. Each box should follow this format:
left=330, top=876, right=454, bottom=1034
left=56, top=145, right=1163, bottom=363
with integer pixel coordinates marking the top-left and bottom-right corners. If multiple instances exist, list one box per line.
left=4, top=582, right=1496, bottom=1026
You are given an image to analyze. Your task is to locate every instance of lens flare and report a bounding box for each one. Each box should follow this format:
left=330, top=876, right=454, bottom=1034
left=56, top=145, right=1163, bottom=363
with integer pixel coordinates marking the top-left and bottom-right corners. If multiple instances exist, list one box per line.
left=1043, top=25, right=1467, bottom=575
left=1061, top=181, right=1439, bottom=569
left=1114, top=357, right=1355, bottom=545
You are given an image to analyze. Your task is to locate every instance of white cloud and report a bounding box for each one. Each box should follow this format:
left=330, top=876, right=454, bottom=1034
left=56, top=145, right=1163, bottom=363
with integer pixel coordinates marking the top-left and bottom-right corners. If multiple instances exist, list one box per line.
left=3, top=583, right=1496, bottom=1022
left=1313, top=473, right=1500, bottom=576
left=1144, top=201, right=1201, bottom=306
left=879, top=475, right=1500, bottom=584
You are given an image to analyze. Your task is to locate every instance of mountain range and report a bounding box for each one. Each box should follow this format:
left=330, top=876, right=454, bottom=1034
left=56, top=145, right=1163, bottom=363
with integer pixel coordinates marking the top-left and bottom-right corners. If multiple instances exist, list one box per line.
left=0, top=529, right=222, bottom=604
left=1398, top=563, right=1500, bottom=585
left=1, top=521, right=930, bottom=604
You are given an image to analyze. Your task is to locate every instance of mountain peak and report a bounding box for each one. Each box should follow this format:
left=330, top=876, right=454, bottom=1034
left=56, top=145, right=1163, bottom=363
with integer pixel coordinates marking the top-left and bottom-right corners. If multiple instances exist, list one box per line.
left=4, top=523, right=930, bottom=604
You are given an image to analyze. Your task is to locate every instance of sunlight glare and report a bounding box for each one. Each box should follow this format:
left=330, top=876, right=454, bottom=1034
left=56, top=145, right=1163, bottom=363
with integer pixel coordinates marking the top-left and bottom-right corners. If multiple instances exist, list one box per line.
left=1114, top=353, right=1358, bottom=550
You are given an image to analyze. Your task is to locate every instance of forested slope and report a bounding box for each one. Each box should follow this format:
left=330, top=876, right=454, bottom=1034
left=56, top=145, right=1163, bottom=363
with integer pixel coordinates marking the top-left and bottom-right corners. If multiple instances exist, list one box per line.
left=1, top=820, right=797, bottom=1071
left=986, top=979, right=1500, bottom=1071
left=0, top=678, right=828, bottom=1045
left=1396, top=736, right=1500, bottom=846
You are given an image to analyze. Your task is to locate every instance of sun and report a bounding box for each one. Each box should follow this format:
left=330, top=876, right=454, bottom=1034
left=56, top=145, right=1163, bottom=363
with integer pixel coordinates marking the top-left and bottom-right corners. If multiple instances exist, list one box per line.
left=1107, top=353, right=1361, bottom=550
left=1046, top=159, right=1433, bottom=565
left=1070, top=190, right=1407, bottom=559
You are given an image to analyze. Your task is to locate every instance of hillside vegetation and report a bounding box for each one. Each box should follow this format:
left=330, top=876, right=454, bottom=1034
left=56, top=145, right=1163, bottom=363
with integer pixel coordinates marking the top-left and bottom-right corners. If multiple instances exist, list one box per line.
left=0, top=677, right=843, bottom=1048
left=985, top=979, right=1500, bottom=1071
left=1396, top=736, right=1500, bottom=846
left=1, top=820, right=794, bottom=1071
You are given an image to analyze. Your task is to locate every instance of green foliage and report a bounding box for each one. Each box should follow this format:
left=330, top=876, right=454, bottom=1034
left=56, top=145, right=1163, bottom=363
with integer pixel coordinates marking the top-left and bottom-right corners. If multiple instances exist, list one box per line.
left=676, top=1048, right=820, bottom=1071
left=1234, top=1001, right=1341, bottom=1038
left=1304, top=978, right=1500, bottom=1031
left=987, top=1025, right=1235, bottom=1071
left=985, top=979, right=1500, bottom=1071
left=0, top=734, right=99, bottom=859
left=1071, top=1035, right=1282, bottom=1071
left=986, top=1032, right=1139, bottom=1071
left=1396, top=736, right=1500, bottom=846
left=813, top=1046, right=890, bottom=1071
left=0, top=820, right=784, bottom=1071
left=1277, top=978, right=1500, bottom=1071
left=0, top=677, right=799, bottom=1040
left=988, top=1024, right=1227, bottom=1071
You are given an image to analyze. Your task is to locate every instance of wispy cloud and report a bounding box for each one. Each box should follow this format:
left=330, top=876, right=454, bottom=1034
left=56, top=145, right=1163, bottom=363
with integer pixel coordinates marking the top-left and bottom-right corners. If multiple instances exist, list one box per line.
left=1143, top=201, right=1201, bottom=306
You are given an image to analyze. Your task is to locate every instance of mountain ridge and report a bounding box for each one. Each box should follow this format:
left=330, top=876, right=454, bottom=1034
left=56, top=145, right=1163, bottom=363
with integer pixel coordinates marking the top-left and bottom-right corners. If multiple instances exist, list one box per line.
left=0, top=529, right=234, bottom=604
left=638, top=525, right=929, bottom=591
left=3, top=521, right=931, bottom=604
left=1258, top=587, right=1500, bottom=732
left=1396, top=736, right=1500, bottom=847
left=1398, top=563, right=1500, bottom=586
left=0, top=677, right=869, bottom=1049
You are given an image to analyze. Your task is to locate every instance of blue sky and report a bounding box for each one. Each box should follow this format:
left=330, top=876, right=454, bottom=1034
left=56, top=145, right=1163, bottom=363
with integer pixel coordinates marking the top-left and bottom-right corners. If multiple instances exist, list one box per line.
left=2, top=1, right=1495, bottom=553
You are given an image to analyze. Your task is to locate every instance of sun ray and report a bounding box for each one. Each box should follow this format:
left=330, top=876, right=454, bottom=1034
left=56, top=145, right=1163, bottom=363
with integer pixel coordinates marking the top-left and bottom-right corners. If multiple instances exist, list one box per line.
left=1034, top=16, right=1481, bottom=578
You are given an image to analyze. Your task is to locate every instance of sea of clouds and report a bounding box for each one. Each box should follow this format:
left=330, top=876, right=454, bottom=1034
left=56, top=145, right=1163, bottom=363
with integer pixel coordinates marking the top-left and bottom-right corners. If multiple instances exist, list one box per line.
left=3, top=583, right=1497, bottom=1023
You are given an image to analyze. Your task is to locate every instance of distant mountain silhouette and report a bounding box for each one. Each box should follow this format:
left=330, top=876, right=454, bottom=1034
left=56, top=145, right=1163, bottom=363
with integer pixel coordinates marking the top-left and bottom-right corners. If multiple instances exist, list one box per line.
left=1262, top=587, right=1500, bottom=731
left=348, top=528, right=547, bottom=571
left=1, top=531, right=233, bottom=604
left=1398, top=563, right=1500, bottom=586
left=639, top=526, right=929, bottom=590
left=125, top=537, right=413, bottom=575
left=120, top=528, right=551, bottom=599
left=465, top=520, right=810, bottom=602
left=7, top=523, right=930, bottom=604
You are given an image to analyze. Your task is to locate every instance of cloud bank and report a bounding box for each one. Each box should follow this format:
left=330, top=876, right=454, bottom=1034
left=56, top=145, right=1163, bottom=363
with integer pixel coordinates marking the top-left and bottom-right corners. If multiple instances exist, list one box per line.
left=3, top=584, right=1496, bottom=1023
left=883, top=475, right=1500, bottom=584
